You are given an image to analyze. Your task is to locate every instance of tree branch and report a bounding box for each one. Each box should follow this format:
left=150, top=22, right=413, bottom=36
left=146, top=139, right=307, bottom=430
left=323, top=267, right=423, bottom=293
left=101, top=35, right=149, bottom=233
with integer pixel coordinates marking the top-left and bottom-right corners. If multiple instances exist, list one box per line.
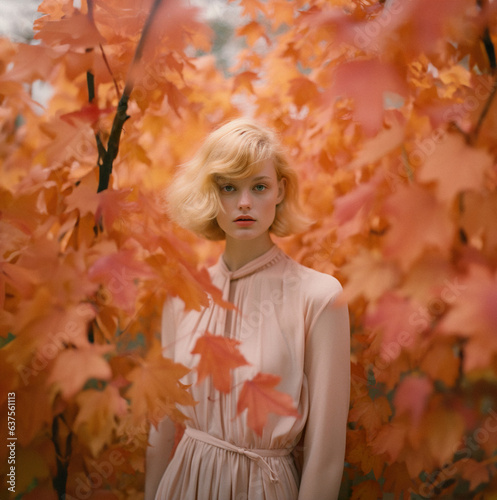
left=86, top=70, right=95, bottom=103
left=97, top=94, right=130, bottom=192
left=482, top=26, right=496, bottom=71
left=470, top=26, right=497, bottom=142
left=472, top=76, right=497, bottom=141
left=97, top=0, right=165, bottom=193
left=51, top=414, right=73, bottom=500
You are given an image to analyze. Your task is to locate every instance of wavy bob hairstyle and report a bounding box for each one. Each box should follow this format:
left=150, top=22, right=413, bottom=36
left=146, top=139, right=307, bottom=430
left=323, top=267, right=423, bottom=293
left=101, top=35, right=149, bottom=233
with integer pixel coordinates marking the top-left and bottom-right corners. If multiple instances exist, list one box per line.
left=167, top=118, right=310, bottom=241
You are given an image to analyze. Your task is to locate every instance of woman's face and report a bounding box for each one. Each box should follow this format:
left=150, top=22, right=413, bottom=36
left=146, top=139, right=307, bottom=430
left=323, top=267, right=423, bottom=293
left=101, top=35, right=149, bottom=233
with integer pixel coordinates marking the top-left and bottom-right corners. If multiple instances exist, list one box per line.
left=215, top=159, right=286, bottom=243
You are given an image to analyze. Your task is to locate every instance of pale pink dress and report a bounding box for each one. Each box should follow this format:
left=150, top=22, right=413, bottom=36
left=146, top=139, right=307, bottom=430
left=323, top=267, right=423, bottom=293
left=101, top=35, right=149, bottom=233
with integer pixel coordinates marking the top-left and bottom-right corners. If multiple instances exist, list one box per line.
left=155, top=245, right=350, bottom=500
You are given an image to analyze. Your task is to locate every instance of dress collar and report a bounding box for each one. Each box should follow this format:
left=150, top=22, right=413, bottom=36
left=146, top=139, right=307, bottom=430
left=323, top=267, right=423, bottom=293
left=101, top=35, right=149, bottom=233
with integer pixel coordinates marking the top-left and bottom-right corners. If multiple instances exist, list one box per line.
left=217, top=245, right=284, bottom=280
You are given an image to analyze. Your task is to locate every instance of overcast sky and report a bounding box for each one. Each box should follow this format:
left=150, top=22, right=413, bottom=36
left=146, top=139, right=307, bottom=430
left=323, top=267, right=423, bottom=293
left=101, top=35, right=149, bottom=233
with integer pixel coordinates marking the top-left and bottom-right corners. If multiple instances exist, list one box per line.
left=0, top=0, right=41, bottom=42
left=0, top=0, right=238, bottom=42
left=0, top=0, right=241, bottom=107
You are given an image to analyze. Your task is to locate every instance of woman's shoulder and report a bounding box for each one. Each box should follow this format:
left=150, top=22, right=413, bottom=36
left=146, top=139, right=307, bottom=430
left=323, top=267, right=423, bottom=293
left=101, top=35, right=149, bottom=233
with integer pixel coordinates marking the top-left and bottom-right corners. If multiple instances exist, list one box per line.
left=162, top=294, right=186, bottom=319
left=281, top=253, right=343, bottom=303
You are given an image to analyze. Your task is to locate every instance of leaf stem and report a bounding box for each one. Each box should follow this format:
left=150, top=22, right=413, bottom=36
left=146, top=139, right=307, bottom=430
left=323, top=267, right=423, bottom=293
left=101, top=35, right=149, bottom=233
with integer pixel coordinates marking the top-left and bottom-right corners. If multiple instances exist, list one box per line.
left=99, top=43, right=120, bottom=100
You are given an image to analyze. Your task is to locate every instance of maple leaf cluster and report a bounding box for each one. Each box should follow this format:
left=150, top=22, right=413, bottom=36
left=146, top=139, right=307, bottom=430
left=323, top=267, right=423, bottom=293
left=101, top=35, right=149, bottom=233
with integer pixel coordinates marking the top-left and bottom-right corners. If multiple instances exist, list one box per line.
left=2, top=0, right=497, bottom=498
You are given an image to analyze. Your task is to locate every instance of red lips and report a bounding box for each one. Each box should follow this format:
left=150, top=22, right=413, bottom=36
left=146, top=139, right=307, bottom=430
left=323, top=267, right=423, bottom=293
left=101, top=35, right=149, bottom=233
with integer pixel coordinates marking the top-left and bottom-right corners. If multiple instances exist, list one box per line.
left=234, top=215, right=255, bottom=221
left=234, top=215, right=256, bottom=227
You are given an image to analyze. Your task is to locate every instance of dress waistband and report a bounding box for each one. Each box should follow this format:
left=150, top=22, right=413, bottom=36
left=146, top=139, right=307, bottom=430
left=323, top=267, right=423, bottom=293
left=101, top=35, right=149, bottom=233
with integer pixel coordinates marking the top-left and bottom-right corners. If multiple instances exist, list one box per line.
left=184, top=427, right=292, bottom=483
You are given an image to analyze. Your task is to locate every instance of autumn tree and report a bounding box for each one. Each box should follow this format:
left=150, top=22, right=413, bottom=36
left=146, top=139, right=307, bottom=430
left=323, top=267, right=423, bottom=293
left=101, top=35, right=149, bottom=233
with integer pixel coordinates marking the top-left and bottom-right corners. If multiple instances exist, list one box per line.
left=1, top=0, right=497, bottom=499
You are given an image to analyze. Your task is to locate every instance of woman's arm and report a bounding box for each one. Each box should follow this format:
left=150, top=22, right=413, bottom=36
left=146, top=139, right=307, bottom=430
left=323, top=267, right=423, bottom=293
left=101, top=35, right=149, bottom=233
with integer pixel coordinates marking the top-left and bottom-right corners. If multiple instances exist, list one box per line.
left=144, top=298, right=179, bottom=500
left=298, top=296, right=350, bottom=500
left=144, top=417, right=177, bottom=500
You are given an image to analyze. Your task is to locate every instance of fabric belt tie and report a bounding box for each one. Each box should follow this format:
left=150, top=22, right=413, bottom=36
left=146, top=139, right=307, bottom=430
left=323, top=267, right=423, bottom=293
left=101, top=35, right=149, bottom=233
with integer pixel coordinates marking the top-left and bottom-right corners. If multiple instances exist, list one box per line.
left=184, top=427, right=291, bottom=483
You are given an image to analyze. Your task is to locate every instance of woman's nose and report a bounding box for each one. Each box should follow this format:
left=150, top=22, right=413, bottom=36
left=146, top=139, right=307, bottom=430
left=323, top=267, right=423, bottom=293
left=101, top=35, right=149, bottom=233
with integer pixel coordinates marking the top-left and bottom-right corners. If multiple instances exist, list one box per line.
left=238, top=189, right=252, bottom=210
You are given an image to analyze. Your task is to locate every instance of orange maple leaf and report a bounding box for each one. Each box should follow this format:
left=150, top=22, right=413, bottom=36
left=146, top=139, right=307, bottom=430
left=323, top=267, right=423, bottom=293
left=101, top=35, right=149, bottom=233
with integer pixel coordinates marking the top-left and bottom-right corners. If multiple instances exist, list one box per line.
left=329, top=59, right=407, bottom=137
left=269, top=0, right=294, bottom=31
left=48, top=344, right=113, bottom=400
left=88, top=247, right=156, bottom=315
left=342, top=249, right=400, bottom=304
left=289, top=77, right=319, bottom=110
left=346, top=429, right=385, bottom=478
left=382, top=462, right=415, bottom=500
left=38, top=117, right=96, bottom=166
left=126, top=342, right=195, bottom=427
left=438, top=265, right=497, bottom=372
left=35, top=10, right=106, bottom=49
left=351, top=479, right=382, bottom=500
left=369, top=423, right=407, bottom=464
left=349, top=395, right=392, bottom=441
left=6, top=43, right=64, bottom=83
left=460, top=191, right=497, bottom=256
left=95, top=187, right=135, bottom=231
left=236, top=373, right=300, bottom=436
left=191, top=332, right=249, bottom=393
left=381, top=184, right=454, bottom=270
left=419, top=340, right=460, bottom=388
left=74, top=385, right=127, bottom=456
left=233, top=71, right=259, bottom=94
left=364, top=292, right=421, bottom=359
left=455, top=458, right=491, bottom=491
left=237, top=21, right=270, bottom=48
left=234, top=0, right=268, bottom=18
left=416, top=406, right=466, bottom=468
left=418, top=133, right=492, bottom=202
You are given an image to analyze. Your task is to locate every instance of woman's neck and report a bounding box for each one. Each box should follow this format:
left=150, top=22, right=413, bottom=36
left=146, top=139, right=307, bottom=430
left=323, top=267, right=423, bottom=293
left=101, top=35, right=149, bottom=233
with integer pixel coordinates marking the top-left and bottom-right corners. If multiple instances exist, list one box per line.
left=222, top=234, right=275, bottom=272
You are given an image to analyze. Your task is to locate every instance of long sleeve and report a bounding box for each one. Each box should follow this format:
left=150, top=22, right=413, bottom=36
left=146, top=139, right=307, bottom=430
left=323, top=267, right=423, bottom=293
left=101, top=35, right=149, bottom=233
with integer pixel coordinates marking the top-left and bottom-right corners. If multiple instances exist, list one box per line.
left=144, top=417, right=177, bottom=500
left=298, top=296, right=350, bottom=500
left=144, top=298, right=180, bottom=500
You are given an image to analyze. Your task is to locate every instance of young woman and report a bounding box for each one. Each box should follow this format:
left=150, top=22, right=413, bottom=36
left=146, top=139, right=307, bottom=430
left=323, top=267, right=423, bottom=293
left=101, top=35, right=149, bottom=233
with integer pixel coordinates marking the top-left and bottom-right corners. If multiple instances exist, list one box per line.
left=145, top=118, right=350, bottom=500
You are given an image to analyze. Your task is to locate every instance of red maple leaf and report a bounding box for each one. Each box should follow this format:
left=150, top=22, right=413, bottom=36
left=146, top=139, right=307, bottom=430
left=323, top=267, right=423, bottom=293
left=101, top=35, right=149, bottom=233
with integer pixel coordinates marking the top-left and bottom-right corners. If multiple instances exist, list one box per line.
left=236, top=373, right=300, bottom=436
left=191, top=332, right=249, bottom=393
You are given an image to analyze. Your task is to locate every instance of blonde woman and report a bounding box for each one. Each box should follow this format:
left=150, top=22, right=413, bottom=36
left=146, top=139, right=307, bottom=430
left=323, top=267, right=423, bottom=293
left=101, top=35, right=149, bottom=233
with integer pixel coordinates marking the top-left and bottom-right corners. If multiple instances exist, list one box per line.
left=145, top=118, right=350, bottom=500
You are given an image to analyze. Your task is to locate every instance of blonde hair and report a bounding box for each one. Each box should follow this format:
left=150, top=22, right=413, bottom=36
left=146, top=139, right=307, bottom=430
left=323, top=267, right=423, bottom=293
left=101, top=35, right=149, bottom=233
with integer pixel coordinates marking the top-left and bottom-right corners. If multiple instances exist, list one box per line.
left=167, top=118, right=310, bottom=240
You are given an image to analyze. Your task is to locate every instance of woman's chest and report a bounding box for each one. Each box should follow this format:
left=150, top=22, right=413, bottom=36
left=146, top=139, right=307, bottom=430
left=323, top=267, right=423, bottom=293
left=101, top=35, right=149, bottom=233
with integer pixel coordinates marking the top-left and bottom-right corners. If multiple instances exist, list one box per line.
left=172, top=285, right=306, bottom=384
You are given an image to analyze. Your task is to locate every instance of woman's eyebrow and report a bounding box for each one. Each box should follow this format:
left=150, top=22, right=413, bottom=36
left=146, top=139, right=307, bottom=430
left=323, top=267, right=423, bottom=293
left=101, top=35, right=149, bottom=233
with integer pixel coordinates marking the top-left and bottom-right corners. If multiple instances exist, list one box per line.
left=215, top=175, right=272, bottom=183
left=214, top=175, right=231, bottom=183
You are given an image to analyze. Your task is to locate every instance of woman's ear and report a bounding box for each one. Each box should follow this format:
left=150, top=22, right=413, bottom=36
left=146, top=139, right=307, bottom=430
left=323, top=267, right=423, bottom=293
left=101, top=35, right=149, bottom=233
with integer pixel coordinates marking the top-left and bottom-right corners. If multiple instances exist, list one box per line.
left=277, top=177, right=286, bottom=204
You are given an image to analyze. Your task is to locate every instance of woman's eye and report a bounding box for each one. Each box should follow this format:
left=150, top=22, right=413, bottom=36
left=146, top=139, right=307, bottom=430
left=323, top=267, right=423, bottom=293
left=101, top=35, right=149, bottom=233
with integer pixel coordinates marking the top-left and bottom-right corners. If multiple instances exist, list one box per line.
left=221, top=185, right=235, bottom=193
left=254, top=184, right=266, bottom=192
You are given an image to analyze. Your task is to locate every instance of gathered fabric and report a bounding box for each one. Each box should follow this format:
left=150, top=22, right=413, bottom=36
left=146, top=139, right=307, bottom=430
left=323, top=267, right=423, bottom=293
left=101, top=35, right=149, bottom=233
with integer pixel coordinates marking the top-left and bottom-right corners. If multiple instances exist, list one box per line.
left=184, top=427, right=292, bottom=484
